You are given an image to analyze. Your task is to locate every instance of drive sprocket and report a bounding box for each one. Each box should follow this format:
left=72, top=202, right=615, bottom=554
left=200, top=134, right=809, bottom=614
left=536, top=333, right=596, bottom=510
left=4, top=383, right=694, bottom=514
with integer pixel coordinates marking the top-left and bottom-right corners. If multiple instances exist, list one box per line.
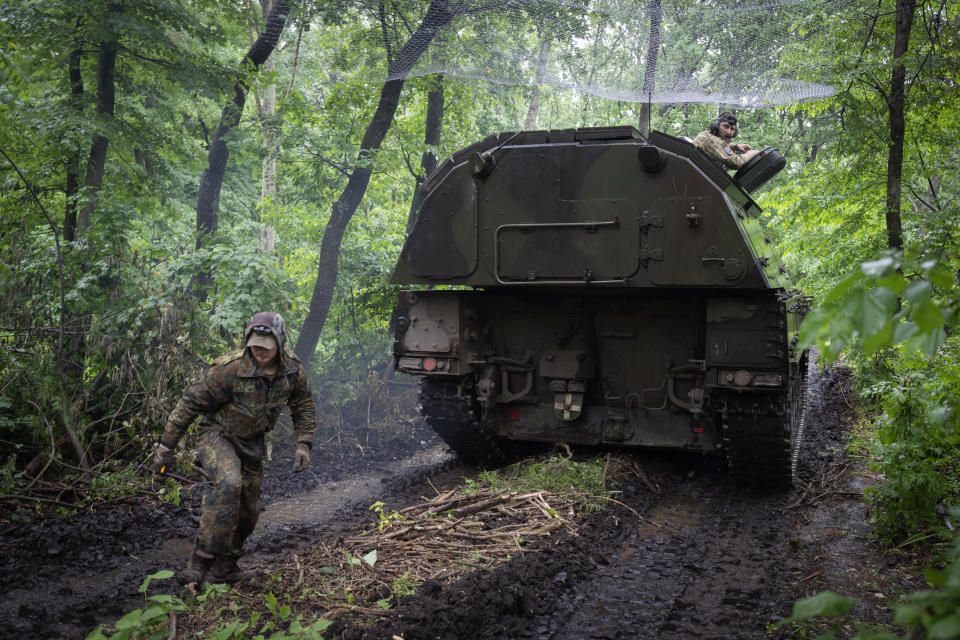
left=419, top=377, right=519, bottom=467
left=720, top=351, right=808, bottom=490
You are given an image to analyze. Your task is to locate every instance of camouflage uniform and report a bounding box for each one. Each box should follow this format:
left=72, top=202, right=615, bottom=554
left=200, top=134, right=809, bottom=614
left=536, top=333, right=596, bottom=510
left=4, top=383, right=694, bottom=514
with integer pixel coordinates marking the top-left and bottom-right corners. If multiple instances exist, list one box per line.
left=159, top=313, right=315, bottom=560
left=692, top=130, right=749, bottom=170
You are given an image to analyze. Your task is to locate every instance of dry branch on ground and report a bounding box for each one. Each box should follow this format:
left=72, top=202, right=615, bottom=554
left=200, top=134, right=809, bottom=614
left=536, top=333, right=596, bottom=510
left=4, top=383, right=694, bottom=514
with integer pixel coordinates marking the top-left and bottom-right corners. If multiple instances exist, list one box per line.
left=180, top=486, right=584, bottom=634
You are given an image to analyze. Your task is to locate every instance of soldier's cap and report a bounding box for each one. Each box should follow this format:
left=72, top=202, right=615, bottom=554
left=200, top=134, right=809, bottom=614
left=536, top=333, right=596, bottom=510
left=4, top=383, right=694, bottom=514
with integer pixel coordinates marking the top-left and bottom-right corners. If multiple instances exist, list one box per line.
left=246, top=330, right=278, bottom=350
left=243, top=312, right=287, bottom=351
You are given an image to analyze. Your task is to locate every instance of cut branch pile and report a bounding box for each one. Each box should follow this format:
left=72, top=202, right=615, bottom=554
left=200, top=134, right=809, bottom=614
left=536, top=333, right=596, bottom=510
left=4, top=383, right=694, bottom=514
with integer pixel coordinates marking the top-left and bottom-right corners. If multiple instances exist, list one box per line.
left=182, top=486, right=585, bottom=634
left=292, top=488, right=579, bottom=614
left=341, top=488, right=573, bottom=583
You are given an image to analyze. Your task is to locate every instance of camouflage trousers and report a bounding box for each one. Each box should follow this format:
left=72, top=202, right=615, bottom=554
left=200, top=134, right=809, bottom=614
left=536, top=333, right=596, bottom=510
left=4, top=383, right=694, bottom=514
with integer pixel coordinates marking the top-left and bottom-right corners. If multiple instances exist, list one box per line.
left=195, top=431, right=263, bottom=557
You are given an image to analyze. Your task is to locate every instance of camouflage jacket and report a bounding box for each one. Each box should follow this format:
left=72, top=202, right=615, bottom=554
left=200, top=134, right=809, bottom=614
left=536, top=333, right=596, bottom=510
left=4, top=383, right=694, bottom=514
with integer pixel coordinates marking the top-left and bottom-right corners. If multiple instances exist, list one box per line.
left=161, top=348, right=316, bottom=455
left=692, top=130, right=749, bottom=170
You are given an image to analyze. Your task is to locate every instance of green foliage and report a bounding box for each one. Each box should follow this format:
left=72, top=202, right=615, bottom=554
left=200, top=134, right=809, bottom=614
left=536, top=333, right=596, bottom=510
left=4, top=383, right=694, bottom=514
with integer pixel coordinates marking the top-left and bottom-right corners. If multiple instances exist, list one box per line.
left=857, top=344, right=960, bottom=544
left=345, top=548, right=378, bottom=568
left=391, top=571, right=418, bottom=599
left=88, top=572, right=333, bottom=640
left=156, top=477, right=183, bottom=507
left=893, top=519, right=960, bottom=640
left=798, top=253, right=958, bottom=363
left=463, top=469, right=506, bottom=493
left=369, top=500, right=406, bottom=532
left=465, top=454, right=617, bottom=513
left=206, top=613, right=333, bottom=640
left=91, top=468, right=160, bottom=503
left=264, top=591, right=292, bottom=624
left=85, top=571, right=187, bottom=640
left=780, top=590, right=855, bottom=626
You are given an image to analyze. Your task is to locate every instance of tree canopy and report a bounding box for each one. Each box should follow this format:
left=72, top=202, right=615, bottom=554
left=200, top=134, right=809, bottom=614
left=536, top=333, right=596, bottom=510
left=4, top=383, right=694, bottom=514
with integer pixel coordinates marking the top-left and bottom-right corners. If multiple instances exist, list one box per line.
left=1, top=0, right=959, bottom=543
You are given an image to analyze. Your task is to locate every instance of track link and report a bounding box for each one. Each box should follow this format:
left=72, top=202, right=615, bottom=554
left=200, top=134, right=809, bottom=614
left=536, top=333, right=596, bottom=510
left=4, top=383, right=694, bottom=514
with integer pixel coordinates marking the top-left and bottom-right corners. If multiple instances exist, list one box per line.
left=791, top=350, right=811, bottom=479
left=419, top=377, right=513, bottom=467
left=721, top=351, right=809, bottom=489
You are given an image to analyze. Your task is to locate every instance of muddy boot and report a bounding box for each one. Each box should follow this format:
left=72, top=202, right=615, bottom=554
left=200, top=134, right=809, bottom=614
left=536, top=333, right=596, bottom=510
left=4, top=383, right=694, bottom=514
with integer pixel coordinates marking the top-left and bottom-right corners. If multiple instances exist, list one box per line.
left=210, top=554, right=256, bottom=584
left=178, top=548, right=214, bottom=586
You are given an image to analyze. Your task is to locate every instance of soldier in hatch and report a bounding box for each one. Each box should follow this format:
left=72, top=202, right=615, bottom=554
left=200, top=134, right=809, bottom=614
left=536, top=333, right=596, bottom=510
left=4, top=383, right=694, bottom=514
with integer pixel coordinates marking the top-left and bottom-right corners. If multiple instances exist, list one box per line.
left=692, top=111, right=759, bottom=170
left=152, top=311, right=316, bottom=586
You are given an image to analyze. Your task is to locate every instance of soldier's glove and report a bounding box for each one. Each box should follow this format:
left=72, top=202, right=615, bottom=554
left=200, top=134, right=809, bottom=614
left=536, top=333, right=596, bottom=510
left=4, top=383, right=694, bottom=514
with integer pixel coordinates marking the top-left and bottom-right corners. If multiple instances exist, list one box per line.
left=152, top=443, right=176, bottom=475
left=292, top=443, right=311, bottom=473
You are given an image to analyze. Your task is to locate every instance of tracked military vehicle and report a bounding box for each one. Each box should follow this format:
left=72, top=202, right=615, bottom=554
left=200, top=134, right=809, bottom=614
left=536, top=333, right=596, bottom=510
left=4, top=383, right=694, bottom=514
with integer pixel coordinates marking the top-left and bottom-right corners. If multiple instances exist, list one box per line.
left=390, top=126, right=809, bottom=487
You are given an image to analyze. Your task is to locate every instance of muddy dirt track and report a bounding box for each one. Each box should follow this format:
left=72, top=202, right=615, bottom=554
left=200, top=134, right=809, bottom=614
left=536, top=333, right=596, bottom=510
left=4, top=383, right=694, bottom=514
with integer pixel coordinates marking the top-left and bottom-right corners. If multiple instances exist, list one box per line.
left=0, top=358, right=925, bottom=639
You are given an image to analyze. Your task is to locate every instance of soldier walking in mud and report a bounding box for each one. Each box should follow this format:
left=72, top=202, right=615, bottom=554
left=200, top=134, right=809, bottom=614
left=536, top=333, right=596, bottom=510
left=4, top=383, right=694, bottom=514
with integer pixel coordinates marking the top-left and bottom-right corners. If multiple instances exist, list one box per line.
left=692, top=111, right=759, bottom=170
left=152, top=312, right=316, bottom=586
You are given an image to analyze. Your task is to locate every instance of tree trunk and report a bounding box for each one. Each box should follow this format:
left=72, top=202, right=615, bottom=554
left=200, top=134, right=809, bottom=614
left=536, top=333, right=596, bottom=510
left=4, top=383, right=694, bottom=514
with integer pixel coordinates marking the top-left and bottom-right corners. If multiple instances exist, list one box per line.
left=885, top=0, right=916, bottom=251
left=405, top=74, right=445, bottom=236
left=295, top=0, right=454, bottom=368
left=524, top=40, right=549, bottom=130
left=259, top=0, right=279, bottom=202
left=77, top=3, right=121, bottom=232
left=133, top=98, right=159, bottom=180
left=192, top=0, right=291, bottom=299
left=260, top=60, right=278, bottom=201
left=638, top=0, right=661, bottom=138
left=64, top=40, right=84, bottom=243
left=65, top=8, right=120, bottom=431
left=258, top=0, right=279, bottom=255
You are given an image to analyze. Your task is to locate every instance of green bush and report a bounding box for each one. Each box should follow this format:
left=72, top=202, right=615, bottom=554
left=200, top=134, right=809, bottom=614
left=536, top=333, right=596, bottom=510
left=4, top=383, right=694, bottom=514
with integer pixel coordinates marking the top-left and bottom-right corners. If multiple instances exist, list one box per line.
left=862, top=344, right=960, bottom=544
left=893, top=512, right=960, bottom=639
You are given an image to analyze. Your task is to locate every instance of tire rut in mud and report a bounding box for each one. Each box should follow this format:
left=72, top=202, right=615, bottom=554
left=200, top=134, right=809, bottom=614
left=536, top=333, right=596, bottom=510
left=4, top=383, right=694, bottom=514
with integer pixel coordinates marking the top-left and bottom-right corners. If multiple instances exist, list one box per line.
left=528, top=480, right=790, bottom=639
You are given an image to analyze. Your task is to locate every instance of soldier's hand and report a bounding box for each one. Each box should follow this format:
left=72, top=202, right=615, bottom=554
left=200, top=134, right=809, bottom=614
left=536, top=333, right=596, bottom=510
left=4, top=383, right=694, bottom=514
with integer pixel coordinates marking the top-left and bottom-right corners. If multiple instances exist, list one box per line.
left=292, top=443, right=311, bottom=473
left=151, top=444, right=176, bottom=475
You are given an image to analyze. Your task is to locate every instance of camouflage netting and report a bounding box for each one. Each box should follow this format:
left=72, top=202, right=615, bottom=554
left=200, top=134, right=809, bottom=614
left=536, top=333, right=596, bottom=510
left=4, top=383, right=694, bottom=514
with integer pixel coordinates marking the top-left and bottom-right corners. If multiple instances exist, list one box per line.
left=341, top=0, right=836, bottom=112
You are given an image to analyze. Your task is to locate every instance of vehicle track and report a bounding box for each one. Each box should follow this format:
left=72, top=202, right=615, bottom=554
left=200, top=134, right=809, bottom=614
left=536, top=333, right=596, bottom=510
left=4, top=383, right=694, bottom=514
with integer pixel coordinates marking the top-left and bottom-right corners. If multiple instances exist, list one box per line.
left=528, top=476, right=790, bottom=639
left=505, top=354, right=820, bottom=639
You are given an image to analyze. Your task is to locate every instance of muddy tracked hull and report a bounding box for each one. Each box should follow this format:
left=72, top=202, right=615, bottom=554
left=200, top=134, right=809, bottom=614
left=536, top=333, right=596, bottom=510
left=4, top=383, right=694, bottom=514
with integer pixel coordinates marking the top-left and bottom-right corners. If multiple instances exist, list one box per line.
left=400, top=288, right=806, bottom=486
left=420, top=364, right=807, bottom=487
left=391, top=126, right=808, bottom=487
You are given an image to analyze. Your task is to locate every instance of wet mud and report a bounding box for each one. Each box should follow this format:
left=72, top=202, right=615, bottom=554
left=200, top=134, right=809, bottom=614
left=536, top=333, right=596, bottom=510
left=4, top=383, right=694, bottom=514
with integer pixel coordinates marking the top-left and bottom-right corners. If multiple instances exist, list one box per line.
left=0, top=357, right=923, bottom=639
left=335, top=453, right=791, bottom=640
left=0, top=431, right=445, bottom=639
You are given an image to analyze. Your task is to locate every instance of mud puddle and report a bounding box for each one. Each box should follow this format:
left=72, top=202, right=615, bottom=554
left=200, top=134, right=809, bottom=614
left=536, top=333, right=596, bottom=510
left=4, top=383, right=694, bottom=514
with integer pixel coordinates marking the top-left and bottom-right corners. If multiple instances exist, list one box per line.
left=636, top=493, right=702, bottom=538
left=259, top=445, right=451, bottom=525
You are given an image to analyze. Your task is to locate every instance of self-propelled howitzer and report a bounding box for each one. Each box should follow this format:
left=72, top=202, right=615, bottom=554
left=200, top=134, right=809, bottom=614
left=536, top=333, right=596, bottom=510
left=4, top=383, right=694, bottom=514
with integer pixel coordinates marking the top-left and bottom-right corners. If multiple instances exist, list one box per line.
left=390, top=126, right=808, bottom=487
